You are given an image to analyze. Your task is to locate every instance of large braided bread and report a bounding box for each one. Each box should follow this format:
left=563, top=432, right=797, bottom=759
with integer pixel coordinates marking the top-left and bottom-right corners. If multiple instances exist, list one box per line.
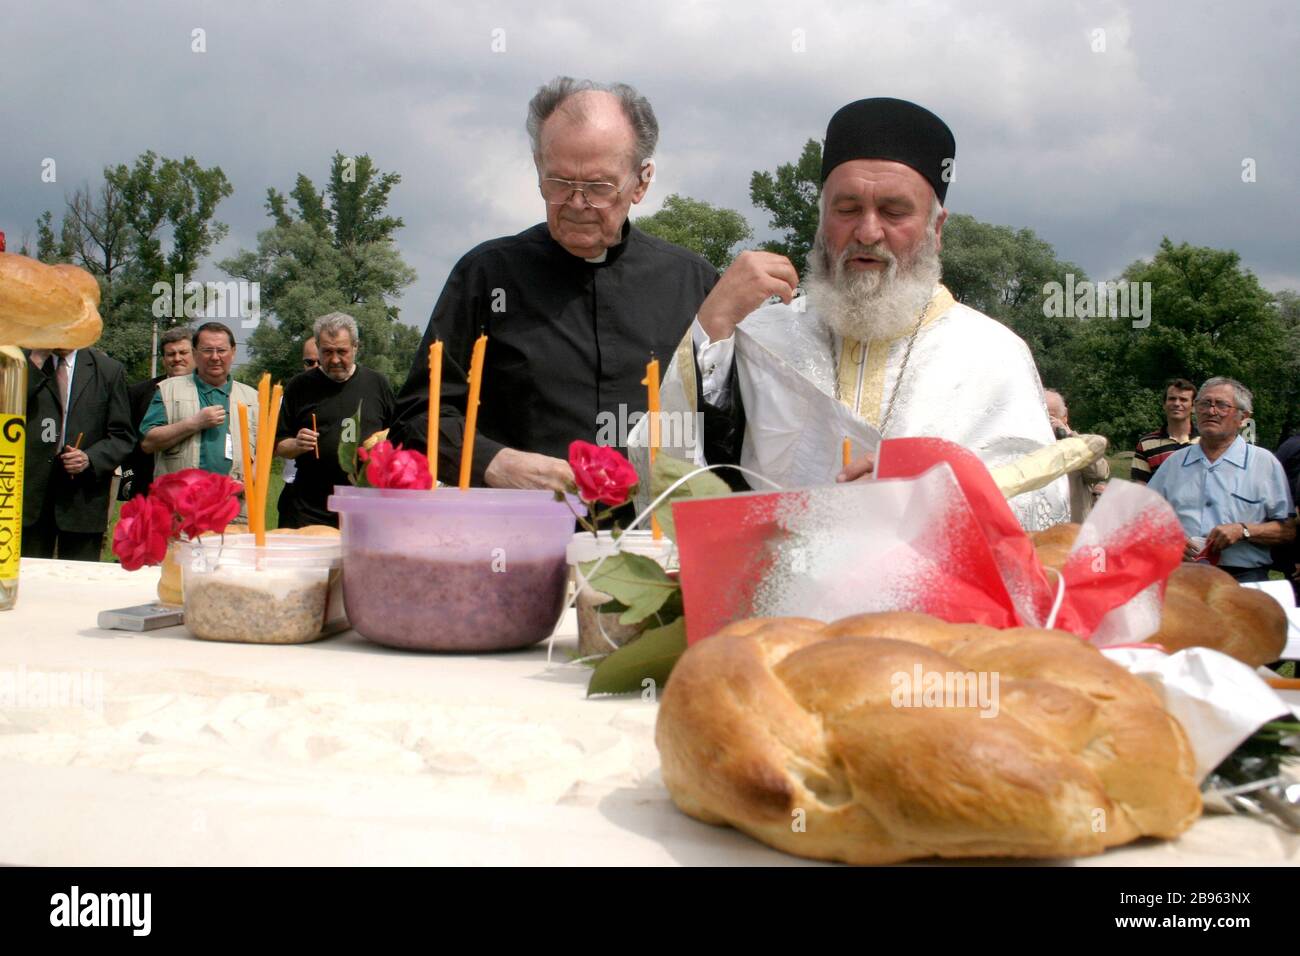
left=1031, top=523, right=1286, bottom=667
left=656, top=612, right=1201, bottom=864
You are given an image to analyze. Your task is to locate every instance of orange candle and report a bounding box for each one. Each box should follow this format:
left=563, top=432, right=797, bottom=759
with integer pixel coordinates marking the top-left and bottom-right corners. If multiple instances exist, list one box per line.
left=254, top=373, right=270, bottom=538
left=254, top=382, right=282, bottom=547
left=237, top=402, right=254, bottom=519
left=643, top=358, right=662, bottom=539
left=311, top=413, right=319, bottom=459
left=842, top=437, right=852, bottom=469
left=428, top=340, right=443, bottom=486
left=458, top=334, right=488, bottom=490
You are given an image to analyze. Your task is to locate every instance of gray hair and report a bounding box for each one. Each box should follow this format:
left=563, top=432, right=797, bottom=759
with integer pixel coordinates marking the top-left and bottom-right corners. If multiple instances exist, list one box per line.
left=1199, top=376, right=1253, bottom=415
left=160, top=326, right=193, bottom=349
left=313, top=311, right=359, bottom=347
left=526, top=76, right=659, bottom=173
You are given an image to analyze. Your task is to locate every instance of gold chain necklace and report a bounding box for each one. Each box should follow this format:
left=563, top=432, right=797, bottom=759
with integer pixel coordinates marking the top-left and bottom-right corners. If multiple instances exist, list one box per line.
left=834, top=298, right=932, bottom=435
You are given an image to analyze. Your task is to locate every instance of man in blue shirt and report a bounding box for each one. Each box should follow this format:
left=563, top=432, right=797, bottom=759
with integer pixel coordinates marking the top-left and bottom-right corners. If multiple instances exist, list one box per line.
left=1148, top=377, right=1295, bottom=582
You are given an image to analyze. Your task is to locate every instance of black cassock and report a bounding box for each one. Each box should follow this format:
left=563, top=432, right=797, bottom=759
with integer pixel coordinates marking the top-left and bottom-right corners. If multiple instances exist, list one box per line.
left=394, top=222, right=718, bottom=485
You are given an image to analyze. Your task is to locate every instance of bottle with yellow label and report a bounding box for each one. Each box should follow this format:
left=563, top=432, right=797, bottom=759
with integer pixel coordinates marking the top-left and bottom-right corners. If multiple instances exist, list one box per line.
left=0, top=344, right=25, bottom=610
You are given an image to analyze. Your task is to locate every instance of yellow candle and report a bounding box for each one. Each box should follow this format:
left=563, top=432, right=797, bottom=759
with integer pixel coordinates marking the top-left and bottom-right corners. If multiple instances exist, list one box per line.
left=428, top=340, right=443, bottom=486
left=842, top=437, right=852, bottom=469
left=311, top=413, right=319, bottom=459
left=237, top=402, right=254, bottom=519
left=643, top=358, right=662, bottom=540
left=458, top=334, right=488, bottom=490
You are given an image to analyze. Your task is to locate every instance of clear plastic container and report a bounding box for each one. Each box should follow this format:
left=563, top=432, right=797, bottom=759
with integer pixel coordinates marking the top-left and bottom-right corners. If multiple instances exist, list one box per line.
left=328, top=486, right=579, bottom=651
left=179, top=533, right=346, bottom=643
left=567, top=530, right=677, bottom=657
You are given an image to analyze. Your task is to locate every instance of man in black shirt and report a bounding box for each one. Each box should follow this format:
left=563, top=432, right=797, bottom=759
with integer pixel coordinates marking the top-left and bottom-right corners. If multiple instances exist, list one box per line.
left=393, top=76, right=718, bottom=490
left=275, top=313, right=395, bottom=527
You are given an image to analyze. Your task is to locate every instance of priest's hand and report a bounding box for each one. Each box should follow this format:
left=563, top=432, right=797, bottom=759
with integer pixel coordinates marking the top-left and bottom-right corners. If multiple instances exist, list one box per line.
left=836, top=452, right=876, bottom=483
left=696, top=251, right=799, bottom=343
left=484, top=447, right=574, bottom=493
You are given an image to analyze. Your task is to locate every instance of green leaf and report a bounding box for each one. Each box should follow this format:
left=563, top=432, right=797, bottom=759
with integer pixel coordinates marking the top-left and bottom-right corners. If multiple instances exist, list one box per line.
left=587, top=618, right=687, bottom=697
left=649, top=453, right=732, bottom=542
left=580, top=551, right=677, bottom=626
left=338, top=400, right=364, bottom=484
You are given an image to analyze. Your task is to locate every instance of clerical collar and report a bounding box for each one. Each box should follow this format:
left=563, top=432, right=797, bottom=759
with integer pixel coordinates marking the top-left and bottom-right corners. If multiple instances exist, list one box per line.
left=573, top=220, right=632, bottom=265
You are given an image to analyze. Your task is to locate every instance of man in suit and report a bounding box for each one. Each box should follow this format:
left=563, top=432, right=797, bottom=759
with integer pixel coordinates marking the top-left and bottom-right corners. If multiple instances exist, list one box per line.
left=22, top=346, right=135, bottom=560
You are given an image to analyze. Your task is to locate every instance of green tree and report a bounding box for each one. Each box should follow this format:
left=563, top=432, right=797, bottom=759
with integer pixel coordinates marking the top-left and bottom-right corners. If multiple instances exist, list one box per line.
left=220, top=152, right=418, bottom=390
left=32, top=152, right=233, bottom=378
left=1273, top=290, right=1300, bottom=441
left=634, top=194, right=753, bottom=271
left=749, top=138, right=822, bottom=277
left=939, top=213, right=1086, bottom=395
left=1069, top=239, right=1290, bottom=448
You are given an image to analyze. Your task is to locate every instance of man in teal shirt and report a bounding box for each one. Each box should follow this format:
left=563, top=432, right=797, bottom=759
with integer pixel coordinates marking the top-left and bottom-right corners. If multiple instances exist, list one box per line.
left=139, top=322, right=259, bottom=486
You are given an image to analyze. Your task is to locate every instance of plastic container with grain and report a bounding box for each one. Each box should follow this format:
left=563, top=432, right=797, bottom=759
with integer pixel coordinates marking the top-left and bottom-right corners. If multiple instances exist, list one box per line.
left=179, top=531, right=346, bottom=643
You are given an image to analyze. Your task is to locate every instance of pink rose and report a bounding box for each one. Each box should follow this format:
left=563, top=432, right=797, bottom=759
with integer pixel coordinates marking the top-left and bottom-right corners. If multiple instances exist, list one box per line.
left=112, top=495, right=173, bottom=570
left=358, top=441, right=433, bottom=490
left=568, top=440, right=638, bottom=507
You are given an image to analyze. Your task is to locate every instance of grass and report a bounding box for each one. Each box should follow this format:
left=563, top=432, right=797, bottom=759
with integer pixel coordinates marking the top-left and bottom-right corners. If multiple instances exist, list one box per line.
left=101, top=458, right=287, bottom=562
left=1106, top=451, right=1134, bottom=480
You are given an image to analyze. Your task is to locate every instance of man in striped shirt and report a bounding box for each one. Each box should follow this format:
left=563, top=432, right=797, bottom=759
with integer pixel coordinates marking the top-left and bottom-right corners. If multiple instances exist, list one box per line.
left=1131, top=378, right=1199, bottom=483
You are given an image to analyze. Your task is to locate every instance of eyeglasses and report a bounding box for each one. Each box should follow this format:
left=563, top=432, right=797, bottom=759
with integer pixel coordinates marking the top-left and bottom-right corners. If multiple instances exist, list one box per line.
left=303, top=358, right=319, bottom=368
left=1194, top=399, right=1237, bottom=413
left=197, top=347, right=231, bottom=358
left=539, top=175, right=636, bottom=208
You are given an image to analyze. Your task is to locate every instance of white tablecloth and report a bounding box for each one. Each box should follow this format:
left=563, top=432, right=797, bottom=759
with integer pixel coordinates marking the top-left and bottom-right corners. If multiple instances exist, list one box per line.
left=2, top=558, right=1297, bottom=866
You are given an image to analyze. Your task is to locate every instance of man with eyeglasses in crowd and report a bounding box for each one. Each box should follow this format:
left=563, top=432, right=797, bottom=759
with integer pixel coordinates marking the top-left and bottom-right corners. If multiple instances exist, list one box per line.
left=1130, top=377, right=1199, bottom=484
left=139, top=322, right=259, bottom=511
left=394, top=76, right=718, bottom=490
left=1147, top=376, right=1295, bottom=582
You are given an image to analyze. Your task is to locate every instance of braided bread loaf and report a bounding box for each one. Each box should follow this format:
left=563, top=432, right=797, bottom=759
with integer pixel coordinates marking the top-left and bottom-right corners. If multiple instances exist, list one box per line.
left=656, top=612, right=1200, bottom=864
left=1031, top=523, right=1286, bottom=666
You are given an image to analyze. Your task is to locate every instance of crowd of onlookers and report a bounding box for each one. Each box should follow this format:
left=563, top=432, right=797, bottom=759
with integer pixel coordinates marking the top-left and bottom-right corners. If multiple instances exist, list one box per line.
left=21, top=311, right=395, bottom=561
left=1049, top=377, right=1298, bottom=596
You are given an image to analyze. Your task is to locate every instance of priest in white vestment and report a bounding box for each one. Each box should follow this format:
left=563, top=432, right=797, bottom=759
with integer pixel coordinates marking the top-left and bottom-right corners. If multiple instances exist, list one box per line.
left=633, top=97, right=1068, bottom=531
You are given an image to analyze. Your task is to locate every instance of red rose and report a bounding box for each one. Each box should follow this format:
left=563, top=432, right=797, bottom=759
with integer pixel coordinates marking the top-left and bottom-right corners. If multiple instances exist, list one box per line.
left=358, top=441, right=433, bottom=490
left=112, top=495, right=173, bottom=570
left=151, top=468, right=243, bottom=538
left=568, top=440, right=638, bottom=507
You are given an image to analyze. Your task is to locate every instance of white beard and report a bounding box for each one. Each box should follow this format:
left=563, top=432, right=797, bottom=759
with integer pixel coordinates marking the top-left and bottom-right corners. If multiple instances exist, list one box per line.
left=805, top=230, right=943, bottom=342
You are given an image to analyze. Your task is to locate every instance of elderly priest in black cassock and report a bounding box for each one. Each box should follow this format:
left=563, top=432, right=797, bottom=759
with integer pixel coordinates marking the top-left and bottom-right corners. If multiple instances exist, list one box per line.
left=393, top=77, right=718, bottom=490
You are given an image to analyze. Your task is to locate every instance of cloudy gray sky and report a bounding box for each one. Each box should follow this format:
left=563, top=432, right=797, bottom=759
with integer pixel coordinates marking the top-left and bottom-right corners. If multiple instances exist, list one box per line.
left=3, top=0, right=1297, bottom=354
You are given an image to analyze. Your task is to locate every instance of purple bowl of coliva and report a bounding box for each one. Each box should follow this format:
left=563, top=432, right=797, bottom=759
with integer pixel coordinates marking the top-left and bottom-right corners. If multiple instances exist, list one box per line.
left=328, top=486, right=579, bottom=652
